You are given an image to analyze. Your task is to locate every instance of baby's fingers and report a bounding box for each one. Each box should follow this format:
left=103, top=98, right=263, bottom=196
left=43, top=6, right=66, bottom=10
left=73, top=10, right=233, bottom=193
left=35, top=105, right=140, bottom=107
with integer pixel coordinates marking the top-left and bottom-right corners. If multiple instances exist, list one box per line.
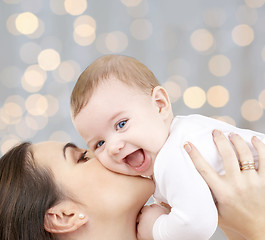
left=184, top=142, right=220, bottom=190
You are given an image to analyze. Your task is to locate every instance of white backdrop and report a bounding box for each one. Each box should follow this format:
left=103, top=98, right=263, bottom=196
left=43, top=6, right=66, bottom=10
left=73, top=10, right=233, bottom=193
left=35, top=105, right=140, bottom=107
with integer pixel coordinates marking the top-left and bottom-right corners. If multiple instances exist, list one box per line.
left=1, top=1, right=265, bottom=239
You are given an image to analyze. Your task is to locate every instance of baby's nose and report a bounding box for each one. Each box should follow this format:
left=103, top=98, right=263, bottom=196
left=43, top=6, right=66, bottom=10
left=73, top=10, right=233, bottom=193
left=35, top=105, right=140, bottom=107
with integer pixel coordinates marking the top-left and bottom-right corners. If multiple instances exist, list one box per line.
left=108, top=141, right=125, bottom=155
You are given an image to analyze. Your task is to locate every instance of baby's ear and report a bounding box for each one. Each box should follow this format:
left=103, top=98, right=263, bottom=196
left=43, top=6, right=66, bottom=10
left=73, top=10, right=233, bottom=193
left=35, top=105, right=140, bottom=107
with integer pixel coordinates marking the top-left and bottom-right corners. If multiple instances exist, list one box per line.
left=152, top=86, right=172, bottom=117
left=44, top=201, right=88, bottom=234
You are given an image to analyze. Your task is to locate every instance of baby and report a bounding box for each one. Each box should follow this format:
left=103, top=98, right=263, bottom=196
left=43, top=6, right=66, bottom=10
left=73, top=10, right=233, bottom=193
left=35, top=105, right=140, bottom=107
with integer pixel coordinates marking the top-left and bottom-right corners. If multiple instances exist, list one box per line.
left=70, top=55, right=265, bottom=240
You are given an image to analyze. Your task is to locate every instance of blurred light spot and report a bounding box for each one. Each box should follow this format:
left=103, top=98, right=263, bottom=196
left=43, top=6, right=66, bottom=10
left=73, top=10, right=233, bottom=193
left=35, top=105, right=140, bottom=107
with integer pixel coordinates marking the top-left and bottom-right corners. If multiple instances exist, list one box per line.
left=236, top=5, right=257, bottom=25
left=15, top=12, right=39, bottom=35
left=74, top=15, right=96, bottom=36
left=0, top=102, right=23, bottom=125
left=258, top=89, right=265, bottom=109
left=209, top=55, right=231, bottom=77
left=245, top=0, right=265, bottom=8
left=41, top=36, right=63, bottom=52
left=207, top=85, right=229, bottom=108
left=6, top=14, right=20, bottom=35
left=64, top=0, right=87, bottom=16
left=167, top=75, right=188, bottom=93
left=130, top=19, right=152, bottom=40
left=25, top=114, right=48, bottom=130
left=50, top=0, right=67, bottom=15
left=22, top=65, right=47, bottom=92
left=1, top=137, right=21, bottom=155
left=0, top=66, right=23, bottom=88
left=21, top=0, right=43, bottom=13
left=212, top=115, right=236, bottom=126
left=74, top=31, right=96, bottom=46
left=106, top=31, right=128, bottom=53
left=127, top=0, right=148, bottom=17
left=0, top=109, right=20, bottom=126
left=232, top=24, right=254, bottom=46
left=73, top=15, right=96, bottom=46
left=190, top=29, right=214, bottom=52
left=26, top=94, right=48, bottom=116
left=4, top=0, right=21, bottom=3
left=38, top=49, right=61, bottom=71
left=27, top=18, right=45, bottom=39
left=20, top=42, right=41, bottom=64
left=15, top=119, right=36, bottom=139
left=183, top=86, right=206, bottom=109
left=56, top=60, right=81, bottom=82
left=121, top=0, right=142, bottom=7
left=5, top=95, right=25, bottom=111
left=168, top=59, right=191, bottom=77
left=45, top=95, right=59, bottom=117
left=203, top=8, right=226, bottom=28
left=241, top=99, right=263, bottom=121
left=163, top=81, right=181, bottom=103
left=3, top=103, right=23, bottom=118
left=49, top=131, right=71, bottom=142
left=75, top=24, right=94, bottom=37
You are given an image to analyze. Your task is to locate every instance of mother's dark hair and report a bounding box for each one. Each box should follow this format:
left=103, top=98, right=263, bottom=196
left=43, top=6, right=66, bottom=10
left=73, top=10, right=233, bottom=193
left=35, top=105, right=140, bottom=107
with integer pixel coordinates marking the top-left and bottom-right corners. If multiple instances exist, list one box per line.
left=0, top=142, right=63, bottom=240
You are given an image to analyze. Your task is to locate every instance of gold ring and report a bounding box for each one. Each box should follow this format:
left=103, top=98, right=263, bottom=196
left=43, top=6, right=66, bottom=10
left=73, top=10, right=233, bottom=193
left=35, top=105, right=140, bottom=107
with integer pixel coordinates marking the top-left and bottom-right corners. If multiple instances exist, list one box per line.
left=240, top=161, right=255, bottom=171
left=241, top=165, right=255, bottom=171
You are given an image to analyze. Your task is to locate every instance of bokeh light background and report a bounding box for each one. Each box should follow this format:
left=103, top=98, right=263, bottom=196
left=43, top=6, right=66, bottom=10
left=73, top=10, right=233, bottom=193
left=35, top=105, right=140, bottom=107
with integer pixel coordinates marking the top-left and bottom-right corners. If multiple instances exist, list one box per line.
left=1, top=1, right=265, bottom=238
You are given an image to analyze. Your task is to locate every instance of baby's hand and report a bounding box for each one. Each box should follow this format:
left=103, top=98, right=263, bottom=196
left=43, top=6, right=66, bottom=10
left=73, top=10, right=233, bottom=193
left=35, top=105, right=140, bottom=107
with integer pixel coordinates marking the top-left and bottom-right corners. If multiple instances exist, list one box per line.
left=137, top=204, right=168, bottom=240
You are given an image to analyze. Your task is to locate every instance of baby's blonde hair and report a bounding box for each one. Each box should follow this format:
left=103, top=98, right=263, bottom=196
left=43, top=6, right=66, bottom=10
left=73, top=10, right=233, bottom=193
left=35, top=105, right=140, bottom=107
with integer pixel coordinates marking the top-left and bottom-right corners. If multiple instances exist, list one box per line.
left=70, top=55, right=160, bottom=118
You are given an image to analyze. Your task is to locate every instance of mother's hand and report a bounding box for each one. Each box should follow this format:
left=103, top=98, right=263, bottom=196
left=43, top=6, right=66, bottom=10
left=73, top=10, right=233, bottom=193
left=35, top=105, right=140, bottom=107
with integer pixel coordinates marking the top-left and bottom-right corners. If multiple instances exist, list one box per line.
left=184, top=130, right=265, bottom=240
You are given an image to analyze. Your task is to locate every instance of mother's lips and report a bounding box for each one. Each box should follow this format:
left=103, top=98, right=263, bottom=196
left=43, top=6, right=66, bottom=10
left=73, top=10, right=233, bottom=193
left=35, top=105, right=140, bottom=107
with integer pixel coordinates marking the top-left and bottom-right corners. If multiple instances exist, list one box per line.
left=124, top=149, right=145, bottom=168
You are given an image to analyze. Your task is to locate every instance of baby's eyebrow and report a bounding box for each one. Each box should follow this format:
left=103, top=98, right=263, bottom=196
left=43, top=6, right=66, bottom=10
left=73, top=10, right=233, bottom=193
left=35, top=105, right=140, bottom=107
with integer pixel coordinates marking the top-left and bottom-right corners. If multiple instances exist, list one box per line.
left=63, top=142, right=78, bottom=158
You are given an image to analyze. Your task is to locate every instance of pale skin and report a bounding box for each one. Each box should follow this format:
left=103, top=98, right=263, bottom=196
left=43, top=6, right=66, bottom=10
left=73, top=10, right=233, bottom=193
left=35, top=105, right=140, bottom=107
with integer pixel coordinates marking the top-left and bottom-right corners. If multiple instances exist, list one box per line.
left=73, top=76, right=173, bottom=177
left=73, top=76, right=173, bottom=239
left=184, top=130, right=265, bottom=240
left=32, top=141, right=155, bottom=240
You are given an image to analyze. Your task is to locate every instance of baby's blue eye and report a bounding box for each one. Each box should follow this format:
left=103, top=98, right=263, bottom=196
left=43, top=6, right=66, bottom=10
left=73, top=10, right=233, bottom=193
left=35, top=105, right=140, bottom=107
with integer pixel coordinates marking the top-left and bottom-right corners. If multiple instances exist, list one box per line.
left=117, top=120, right=127, bottom=130
left=96, top=140, right=105, bottom=149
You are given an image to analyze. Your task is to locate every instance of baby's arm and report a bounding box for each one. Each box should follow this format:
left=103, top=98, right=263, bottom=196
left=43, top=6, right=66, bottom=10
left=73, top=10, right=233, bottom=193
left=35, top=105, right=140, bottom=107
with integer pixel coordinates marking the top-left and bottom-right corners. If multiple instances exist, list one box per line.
left=152, top=137, right=218, bottom=239
left=137, top=204, right=170, bottom=240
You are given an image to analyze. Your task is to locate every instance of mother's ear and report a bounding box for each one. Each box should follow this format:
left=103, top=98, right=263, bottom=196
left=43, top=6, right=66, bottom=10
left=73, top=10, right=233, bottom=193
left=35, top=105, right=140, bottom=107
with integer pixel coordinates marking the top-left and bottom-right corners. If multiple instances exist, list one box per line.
left=152, top=86, right=172, bottom=118
left=44, top=201, right=88, bottom=234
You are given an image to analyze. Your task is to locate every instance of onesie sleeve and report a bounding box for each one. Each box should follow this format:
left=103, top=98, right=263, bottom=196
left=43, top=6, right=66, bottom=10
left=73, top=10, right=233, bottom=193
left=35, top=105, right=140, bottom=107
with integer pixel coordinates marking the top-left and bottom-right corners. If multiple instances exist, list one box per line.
left=152, top=133, right=218, bottom=240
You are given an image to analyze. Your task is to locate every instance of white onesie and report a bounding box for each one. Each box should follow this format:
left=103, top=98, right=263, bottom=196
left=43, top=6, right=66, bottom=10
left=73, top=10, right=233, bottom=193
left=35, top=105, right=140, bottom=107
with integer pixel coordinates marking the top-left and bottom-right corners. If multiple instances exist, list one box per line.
left=153, top=114, right=265, bottom=240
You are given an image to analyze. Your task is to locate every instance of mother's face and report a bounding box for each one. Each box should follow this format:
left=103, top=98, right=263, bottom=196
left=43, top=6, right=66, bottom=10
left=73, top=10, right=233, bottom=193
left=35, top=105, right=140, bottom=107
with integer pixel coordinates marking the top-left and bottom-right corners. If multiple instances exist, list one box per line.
left=32, top=141, right=154, bottom=218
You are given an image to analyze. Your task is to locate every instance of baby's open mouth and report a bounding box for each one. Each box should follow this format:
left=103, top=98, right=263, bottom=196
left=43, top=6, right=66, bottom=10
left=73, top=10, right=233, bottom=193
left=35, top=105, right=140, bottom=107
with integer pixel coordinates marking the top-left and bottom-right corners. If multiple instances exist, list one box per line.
left=124, top=149, right=145, bottom=168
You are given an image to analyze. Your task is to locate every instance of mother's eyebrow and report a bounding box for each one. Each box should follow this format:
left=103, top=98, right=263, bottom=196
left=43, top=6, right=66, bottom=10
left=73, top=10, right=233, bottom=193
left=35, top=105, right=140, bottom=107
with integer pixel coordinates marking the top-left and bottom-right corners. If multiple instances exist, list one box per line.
left=63, top=142, right=78, bottom=158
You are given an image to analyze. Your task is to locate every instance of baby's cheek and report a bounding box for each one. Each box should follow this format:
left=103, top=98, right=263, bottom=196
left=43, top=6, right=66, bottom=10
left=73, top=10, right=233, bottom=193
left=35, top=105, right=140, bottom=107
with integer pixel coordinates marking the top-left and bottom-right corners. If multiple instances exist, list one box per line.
left=87, top=149, right=95, bottom=158
left=98, top=155, right=112, bottom=168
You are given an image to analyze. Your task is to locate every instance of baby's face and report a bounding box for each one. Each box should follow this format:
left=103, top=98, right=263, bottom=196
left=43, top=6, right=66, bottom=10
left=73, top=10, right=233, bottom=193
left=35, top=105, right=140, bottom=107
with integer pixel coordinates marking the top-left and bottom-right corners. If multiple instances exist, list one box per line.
left=73, top=76, right=170, bottom=177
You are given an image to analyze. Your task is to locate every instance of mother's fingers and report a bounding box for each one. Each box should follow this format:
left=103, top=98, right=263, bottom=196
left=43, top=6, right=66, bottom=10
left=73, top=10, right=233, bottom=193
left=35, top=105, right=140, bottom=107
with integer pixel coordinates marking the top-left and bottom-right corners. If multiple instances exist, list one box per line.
left=252, top=136, right=265, bottom=175
left=212, top=130, right=240, bottom=175
left=184, top=142, right=220, bottom=190
left=228, top=133, right=255, bottom=172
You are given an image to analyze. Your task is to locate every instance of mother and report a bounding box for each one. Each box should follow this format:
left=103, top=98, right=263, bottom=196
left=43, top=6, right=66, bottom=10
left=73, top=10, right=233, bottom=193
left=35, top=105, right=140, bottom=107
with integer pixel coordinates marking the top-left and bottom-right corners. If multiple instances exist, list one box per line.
left=1, top=136, right=265, bottom=240
left=0, top=141, right=154, bottom=240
